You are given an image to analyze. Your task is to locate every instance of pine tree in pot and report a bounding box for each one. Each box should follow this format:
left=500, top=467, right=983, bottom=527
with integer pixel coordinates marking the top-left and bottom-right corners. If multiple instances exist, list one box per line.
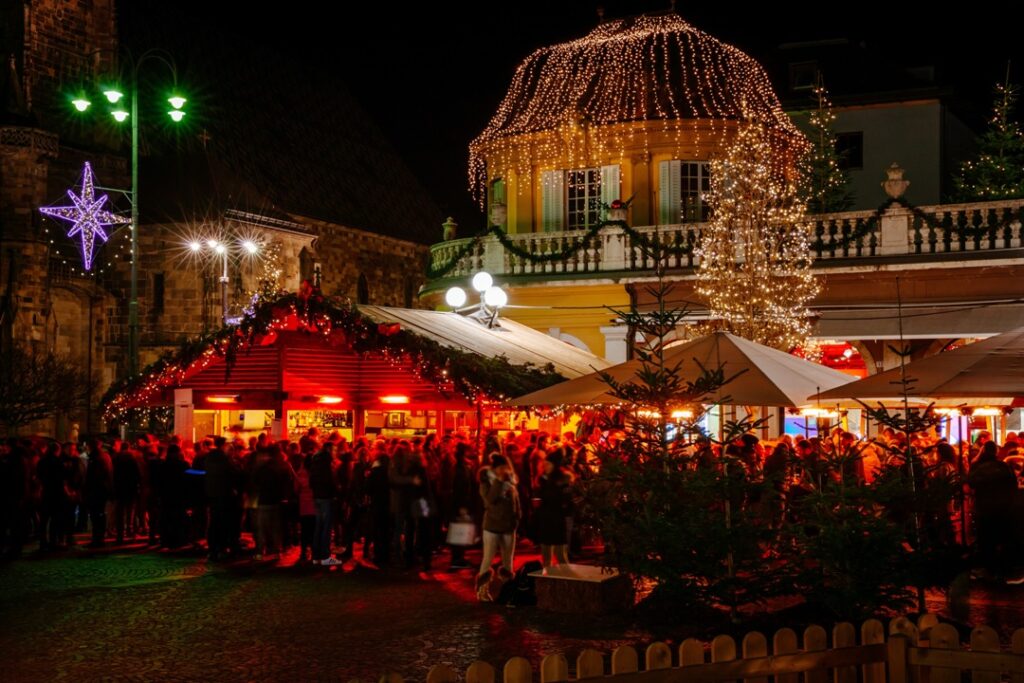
left=580, top=235, right=794, bottom=620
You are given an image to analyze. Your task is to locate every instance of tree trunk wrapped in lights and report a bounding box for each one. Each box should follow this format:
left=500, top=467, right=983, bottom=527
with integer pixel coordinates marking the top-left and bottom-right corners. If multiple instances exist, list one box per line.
left=696, top=121, right=819, bottom=351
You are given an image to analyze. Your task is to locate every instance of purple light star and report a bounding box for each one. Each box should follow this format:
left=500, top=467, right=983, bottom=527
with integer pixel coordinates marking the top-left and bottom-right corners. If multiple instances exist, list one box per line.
left=39, top=162, right=131, bottom=271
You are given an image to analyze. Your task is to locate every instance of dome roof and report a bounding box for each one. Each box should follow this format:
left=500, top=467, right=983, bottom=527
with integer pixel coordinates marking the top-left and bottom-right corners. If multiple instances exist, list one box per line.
left=469, top=13, right=801, bottom=194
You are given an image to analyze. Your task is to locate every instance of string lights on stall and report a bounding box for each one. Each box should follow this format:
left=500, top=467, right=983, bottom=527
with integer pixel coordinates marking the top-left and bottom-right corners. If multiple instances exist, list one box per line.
left=468, top=12, right=801, bottom=201
left=102, top=288, right=562, bottom=423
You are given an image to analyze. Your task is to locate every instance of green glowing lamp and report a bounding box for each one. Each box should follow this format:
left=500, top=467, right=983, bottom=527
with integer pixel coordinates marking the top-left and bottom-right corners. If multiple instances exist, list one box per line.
left=71, top=97, right=91, bottom=112
left=111, top=109, right=129, bottom=123
left=168, top=110, right=186, bottom=122
left=103, top=89, right=124, bottom=104
left=168, top=95, right=187, bottom=110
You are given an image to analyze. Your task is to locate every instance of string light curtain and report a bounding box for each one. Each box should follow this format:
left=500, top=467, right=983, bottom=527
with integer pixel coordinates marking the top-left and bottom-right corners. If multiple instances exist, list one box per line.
left=468, top=12, right=801, bottom=201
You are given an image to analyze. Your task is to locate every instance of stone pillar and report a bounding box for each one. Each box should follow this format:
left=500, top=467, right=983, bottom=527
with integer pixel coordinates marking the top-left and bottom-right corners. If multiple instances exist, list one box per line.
left=599, top=225, right=626, bottom=271
left=600, top=324, right=629, bottom=362
left=481, top=236, right=504, bottom=274
left=879, top=208, right=911, bottom=256
left=173, top=388, right=194, bottom=442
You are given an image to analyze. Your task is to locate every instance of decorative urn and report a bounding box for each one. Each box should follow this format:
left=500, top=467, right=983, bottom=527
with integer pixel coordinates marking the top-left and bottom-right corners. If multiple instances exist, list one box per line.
left=882, top=163, right=910, bottom=200
left=442, top=216, right=458, bottom=241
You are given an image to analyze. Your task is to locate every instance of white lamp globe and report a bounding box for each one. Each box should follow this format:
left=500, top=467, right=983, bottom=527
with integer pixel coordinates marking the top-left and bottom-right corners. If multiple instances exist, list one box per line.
left=445, top=286, right=467, bottom=308
left=471, top=271, right=493, bottom=293
left=483, top=286, right=508, bottom=309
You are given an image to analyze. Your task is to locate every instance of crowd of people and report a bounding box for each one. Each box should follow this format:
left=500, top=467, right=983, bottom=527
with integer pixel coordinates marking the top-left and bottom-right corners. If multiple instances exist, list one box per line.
left=1, top=423, right=1021, bottom=587
left=0, top=429, right=585, bottom=583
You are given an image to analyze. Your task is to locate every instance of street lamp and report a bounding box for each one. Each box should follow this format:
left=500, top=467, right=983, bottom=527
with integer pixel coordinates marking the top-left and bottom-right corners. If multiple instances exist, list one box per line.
left=445, top=271, right=508, bottom=328
left=190, top=237, right=259, bottom=325
left=70, top=49, right=188, bottom=381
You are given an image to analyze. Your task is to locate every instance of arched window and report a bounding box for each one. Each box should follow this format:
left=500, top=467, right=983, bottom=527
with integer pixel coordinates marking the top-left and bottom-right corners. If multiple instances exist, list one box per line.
left=403, top=276, right=415, bottom=308
left=357, top=274, right=369, bottom=305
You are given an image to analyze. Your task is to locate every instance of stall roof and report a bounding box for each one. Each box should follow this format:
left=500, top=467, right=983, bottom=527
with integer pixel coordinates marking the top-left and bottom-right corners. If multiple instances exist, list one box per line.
left=358, top=306, right=611, bottom=379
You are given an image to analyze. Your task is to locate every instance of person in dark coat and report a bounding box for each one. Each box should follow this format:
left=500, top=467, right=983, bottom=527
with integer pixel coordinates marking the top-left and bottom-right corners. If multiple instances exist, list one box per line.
left=143, top=446, right=163, bottom=546
left=367, top=452, right=391, bottom=566
left=204, top=437, right=241, bottom=560
left=343, top=446, right=371, bottom=560
left=388, top=443, right=416, bottom=562
left=159, top=445, right=190, bottom=549
left=113, top=443, right=141, bottom=543
left=0, top=441, right=31, bottom=557
left=36, top=443, right=67, bottom=550
left=967, top=441, right=1018, bottom=579
left=308, top=442, right=340, bottom=565
left=252, top=443, right=295, bottom=560
left=84, top=440, right=114, bottom=547
left=448, top=443, right=476, bottom=569
left=405, top=451, right=435, bottom=571
left=535, top=449, right=574, bottom=568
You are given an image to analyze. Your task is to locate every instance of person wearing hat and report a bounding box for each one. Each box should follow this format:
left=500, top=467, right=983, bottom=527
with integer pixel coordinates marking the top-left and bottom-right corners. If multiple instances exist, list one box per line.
left=476, top=453, right=521, bottom=598
left=536, top=448, right=575, bottom=568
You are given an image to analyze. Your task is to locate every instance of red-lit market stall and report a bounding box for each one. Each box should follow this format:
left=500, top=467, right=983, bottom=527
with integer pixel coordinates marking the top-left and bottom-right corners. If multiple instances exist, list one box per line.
left=103, top=291, right=609, bottom=442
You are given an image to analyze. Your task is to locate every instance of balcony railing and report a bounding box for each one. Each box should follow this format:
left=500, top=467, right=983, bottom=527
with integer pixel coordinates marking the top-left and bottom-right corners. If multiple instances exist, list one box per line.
left=428, top=199, right=1024, bottom=283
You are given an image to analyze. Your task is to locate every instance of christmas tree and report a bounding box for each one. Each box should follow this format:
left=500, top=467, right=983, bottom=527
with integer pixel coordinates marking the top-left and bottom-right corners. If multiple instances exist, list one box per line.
left=247, top=239, right=285, bottom=307
left=696, top=122, right=820, bottom=351
left=799, top=76, right=854, bottom=213
left=954, top=75, right=1024, bottom=201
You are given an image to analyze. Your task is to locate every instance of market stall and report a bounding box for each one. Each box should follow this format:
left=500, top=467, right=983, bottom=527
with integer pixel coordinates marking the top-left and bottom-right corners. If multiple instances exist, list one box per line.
left=104, top=291, right=609, bottom=442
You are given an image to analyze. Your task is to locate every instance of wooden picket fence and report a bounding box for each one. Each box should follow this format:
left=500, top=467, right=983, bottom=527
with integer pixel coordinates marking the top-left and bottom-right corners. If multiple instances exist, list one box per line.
left=380, top=614, right=1024, bottom=683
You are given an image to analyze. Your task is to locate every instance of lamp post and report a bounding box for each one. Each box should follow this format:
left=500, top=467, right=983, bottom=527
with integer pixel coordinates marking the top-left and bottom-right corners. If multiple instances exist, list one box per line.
left=72, top=49, right=187, bottom=379
left=445, top=271, right=508, bottom=328
left=190, top=238, right=259, bottom=325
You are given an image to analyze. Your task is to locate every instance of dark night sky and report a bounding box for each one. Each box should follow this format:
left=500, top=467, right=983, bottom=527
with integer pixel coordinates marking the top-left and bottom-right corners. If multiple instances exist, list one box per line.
left=120, top=1, right=1020, bottom=232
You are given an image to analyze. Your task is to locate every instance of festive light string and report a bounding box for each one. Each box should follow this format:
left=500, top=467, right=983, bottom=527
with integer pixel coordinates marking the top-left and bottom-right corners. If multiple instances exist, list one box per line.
left=102, top=290, right=564, bottom=423
left=468, top=12, right=803, bottom=202
left=695, top=121, right=820, bottom=352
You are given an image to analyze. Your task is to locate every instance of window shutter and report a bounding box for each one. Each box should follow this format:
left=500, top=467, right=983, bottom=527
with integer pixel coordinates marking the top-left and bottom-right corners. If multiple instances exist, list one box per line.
left=600, top=164, right=621, bottom=217
left=658, top=160, right=682, bottom=225
left=541, top=170, right=565, bottom=232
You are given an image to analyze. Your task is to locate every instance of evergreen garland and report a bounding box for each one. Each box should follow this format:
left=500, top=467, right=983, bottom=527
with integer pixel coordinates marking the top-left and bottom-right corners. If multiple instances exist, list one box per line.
left=427, top=220, right=697, bottom=279
left=811, top=197, right=1024, bottom=253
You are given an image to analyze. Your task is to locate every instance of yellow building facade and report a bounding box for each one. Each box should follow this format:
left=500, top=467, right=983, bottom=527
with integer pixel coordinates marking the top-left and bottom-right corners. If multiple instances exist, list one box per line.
left=425, top=13, right=802, bottom=360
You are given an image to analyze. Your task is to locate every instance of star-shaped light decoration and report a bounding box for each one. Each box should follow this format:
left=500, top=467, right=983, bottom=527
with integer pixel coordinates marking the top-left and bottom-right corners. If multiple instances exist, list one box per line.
left=39, top=162, right=130, bottom=271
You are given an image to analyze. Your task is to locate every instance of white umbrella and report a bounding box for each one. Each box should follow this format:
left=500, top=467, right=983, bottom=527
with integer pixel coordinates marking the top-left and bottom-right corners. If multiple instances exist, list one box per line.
left=815, top=327, right=1024, bottom=401
left=509, top=331, right=856, bottom=408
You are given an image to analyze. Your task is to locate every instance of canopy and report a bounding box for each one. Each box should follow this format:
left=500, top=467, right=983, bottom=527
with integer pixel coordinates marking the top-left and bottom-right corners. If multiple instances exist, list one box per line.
left=359, top=306, right=610, bottom=379
left=816, top=327, right=1024, bottom=401
left=509, top=331, right=856, bottom=408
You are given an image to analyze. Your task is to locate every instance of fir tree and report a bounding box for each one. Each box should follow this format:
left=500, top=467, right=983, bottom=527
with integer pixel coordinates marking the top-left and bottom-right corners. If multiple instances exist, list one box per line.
left=696, top=122, right=820, bottom=351
left=955, top=74, right=1024, bottom=201
left=800, top=76, right=854, bottom=213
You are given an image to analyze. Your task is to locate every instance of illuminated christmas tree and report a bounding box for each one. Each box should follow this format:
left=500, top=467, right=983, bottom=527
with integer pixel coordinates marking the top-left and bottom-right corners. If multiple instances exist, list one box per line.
left=696, top=122, right=820, bottom=351
left=249, top=239, right=285, bottom=305
left=954, top=76, right=1024, bottom=201
left=799, top=77, right=853, bottom=214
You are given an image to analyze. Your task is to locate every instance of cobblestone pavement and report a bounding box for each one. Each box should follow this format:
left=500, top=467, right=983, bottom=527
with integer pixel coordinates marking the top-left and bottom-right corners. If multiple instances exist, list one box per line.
left=0, top=543, right=650, bottom=683
left=1, top=542, right=1021, bottom=683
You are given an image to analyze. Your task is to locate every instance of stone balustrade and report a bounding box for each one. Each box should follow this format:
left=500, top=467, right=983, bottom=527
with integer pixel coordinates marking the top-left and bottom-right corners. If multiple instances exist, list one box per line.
left=427, top=199, right=1024, bottom=284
